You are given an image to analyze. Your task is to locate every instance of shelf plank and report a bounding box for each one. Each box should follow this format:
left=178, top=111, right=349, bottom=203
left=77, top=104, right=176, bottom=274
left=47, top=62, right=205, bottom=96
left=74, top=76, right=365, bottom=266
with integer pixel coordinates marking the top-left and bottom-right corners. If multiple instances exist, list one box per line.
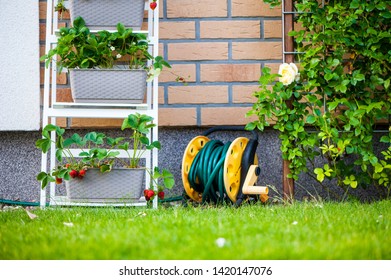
left=54, top=29, right=148, bottom=36
left=53, top=102, right=149, bottom=109
left=68, top=149, right=150, bottom=159
left=50, top=196, right=147, bottom=207
left=45, top=103, right=156, bottom=119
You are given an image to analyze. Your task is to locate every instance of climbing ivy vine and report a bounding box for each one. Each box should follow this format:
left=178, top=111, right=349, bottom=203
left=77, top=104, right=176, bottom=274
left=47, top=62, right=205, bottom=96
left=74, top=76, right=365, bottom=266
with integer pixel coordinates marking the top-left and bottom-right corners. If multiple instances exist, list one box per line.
left=246, top=0, right=391, bottom=197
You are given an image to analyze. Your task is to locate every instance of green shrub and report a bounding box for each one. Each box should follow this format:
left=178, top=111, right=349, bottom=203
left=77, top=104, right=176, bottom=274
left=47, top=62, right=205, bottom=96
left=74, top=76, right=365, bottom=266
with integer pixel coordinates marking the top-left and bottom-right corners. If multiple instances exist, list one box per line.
left=247, top=0, right=391, bottom=197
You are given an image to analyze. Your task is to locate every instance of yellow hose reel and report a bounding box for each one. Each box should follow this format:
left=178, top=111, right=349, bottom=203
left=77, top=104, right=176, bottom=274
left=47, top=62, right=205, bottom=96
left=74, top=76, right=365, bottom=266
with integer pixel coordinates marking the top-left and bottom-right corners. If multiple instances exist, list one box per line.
left=181, top=126, right=269, bottom=206
left=181, top=135, right=208, bottom=202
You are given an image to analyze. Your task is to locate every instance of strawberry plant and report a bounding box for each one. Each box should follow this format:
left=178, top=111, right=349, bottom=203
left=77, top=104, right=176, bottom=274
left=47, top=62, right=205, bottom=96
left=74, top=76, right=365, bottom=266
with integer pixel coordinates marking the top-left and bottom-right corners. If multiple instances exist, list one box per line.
left=40, top=16, right=186, bottom=84
left=40, top=16, right=171, bottom=82
left=120, top=113, right=174, bottom=202
left=143, top=168, right=174, bottom=202
left=36, top=113, right=174, bottom=197
left=36, top=126, right=123, bottom=188
left=120, top=113, right=161, bottom=168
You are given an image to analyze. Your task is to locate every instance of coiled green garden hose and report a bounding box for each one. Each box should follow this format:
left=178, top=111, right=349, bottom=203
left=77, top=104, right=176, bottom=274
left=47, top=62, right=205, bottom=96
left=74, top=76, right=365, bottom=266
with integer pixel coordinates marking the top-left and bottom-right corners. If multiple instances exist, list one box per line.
left=187, top=140, right=232, bottom=203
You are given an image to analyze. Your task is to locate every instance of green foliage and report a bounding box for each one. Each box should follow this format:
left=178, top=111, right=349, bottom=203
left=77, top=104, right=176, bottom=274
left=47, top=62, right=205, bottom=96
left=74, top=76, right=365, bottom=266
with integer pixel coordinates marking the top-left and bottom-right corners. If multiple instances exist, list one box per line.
left=247, top=0, right=391, bottom=196
left=36, top=113, right=174, bottom=192
left=40, top=16, right=170, bottom=81
left=54, top=0, right=68, bottom=19
left=121, top=112, right=161, bottom=168
left=262, top=0, right=281, bottom=8
left=36, top=126, right=122, bottom=188
left=153, top=166, right=175, bottom=191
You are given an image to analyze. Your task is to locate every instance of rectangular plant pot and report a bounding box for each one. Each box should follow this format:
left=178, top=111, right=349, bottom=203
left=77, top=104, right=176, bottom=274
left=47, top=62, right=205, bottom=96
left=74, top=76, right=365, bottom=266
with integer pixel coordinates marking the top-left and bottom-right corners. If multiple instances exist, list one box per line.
left=69, top=69, right=147, bottom=104
left=65, top=168, right=145, bottom=203
left=69, top=0, right=145, bottom=30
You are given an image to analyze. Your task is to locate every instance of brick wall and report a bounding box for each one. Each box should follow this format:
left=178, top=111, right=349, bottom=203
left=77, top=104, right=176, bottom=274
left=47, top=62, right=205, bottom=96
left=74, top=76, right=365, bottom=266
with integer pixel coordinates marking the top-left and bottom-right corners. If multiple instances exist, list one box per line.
left=39, top=0, right=283, bottom=128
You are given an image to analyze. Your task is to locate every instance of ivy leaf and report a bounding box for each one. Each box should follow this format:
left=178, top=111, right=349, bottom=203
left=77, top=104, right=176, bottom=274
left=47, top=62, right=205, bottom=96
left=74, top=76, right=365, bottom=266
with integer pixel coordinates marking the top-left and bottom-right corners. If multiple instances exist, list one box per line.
left=325, top=72, right=334, bottom=81
left=343, top=175, right=358, bottom=189
left=245, top=122, right=257, bottom=131
left=314, top=168, right=325, bottom=182
left=380, top=136, right=390, bottom=143
left=328, top=101, right=340, bottom=111
left=380, top=11, right=391, bottom=19
left=352, top=70, right=365, bottom=85
left=335, top=80, right=350, bottom=93
left=330, top=59, right=340, bottom=67
left=310, top=58, right=320, bottom=68
left=306, top=115, right=316, bottom=124
left=374, top=164, right=384, bottom=173
left=384, top=79, right=390, bottom=89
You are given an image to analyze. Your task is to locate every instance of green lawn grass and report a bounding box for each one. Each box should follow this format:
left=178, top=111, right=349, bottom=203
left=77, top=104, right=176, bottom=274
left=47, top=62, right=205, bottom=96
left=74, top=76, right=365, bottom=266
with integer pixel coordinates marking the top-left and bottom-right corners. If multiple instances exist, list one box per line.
left=0, top=200, right=390, bottom=260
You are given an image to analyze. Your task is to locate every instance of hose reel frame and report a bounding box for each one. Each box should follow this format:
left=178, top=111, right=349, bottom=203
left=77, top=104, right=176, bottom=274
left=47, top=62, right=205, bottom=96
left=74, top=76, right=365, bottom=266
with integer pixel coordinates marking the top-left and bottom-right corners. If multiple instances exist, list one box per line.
left=181, top=126, right=268, bottom=205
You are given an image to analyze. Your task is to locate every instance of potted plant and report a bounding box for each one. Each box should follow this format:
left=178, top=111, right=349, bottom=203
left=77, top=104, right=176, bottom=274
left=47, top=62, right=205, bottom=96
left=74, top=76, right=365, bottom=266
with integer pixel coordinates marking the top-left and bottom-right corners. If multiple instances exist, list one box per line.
left=60, top=0, right=146, bottom=30
left=41, top=16, right=172, bottom=104
left=36, top=113, right=175, bottom=203
left=120, top=113, right=174, bottom=202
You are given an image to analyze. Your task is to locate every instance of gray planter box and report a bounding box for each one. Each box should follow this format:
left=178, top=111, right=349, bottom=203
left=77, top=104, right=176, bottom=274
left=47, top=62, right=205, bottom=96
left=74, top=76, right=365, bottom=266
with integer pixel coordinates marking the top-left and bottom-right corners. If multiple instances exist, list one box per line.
left=65, top=168, right=145, bottom=202
left=69, top=0, right=145, bottom=30
left=69, top=69, right=147, bottom=104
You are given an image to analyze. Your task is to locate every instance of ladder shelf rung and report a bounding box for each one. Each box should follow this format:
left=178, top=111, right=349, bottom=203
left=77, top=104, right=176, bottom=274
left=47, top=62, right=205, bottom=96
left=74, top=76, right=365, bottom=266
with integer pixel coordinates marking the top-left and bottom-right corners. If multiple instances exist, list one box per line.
left=45, top=105, right=154, bottom=119
left=53, top=102, right=149, bottom=109
left=50, top=196, right=147, bottom=207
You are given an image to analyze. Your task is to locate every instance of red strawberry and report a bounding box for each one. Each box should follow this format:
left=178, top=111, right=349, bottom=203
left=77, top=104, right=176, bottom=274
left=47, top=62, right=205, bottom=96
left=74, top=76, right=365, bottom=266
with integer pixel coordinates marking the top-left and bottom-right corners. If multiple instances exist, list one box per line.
left=158, top=191, right=164, bottom=199
left=78, top=169, right=86, bottom=178
left=65, top=163, right=71, bottom=168
left=146, top=190, right=155, bottom=200
left=144, top=189, right=155, bottom=201
left=55, top=177, right=63, bottom=184
left=150, top=1, right=157, bottom=10
left=69, top=169, right=79, bottom=178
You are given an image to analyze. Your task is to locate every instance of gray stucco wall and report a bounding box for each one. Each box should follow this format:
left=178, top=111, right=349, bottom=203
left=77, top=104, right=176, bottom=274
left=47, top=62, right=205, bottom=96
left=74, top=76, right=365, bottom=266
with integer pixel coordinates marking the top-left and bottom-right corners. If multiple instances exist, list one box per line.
left=0, top=128, right=388, bottom=204
left=0, top=1, right=40, bottom=131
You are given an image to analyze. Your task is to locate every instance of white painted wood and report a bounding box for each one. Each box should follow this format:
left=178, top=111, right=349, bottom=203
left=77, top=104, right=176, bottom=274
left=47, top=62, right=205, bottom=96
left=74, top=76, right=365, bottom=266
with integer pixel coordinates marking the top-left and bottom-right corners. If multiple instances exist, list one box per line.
left=40, top=0, right=159, bottom=208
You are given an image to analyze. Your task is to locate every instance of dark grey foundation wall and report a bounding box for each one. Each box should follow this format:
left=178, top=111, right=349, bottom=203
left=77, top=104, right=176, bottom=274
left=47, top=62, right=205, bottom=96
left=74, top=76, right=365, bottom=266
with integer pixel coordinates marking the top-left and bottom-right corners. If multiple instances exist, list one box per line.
left=0, top=128, right=387, bottom=203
